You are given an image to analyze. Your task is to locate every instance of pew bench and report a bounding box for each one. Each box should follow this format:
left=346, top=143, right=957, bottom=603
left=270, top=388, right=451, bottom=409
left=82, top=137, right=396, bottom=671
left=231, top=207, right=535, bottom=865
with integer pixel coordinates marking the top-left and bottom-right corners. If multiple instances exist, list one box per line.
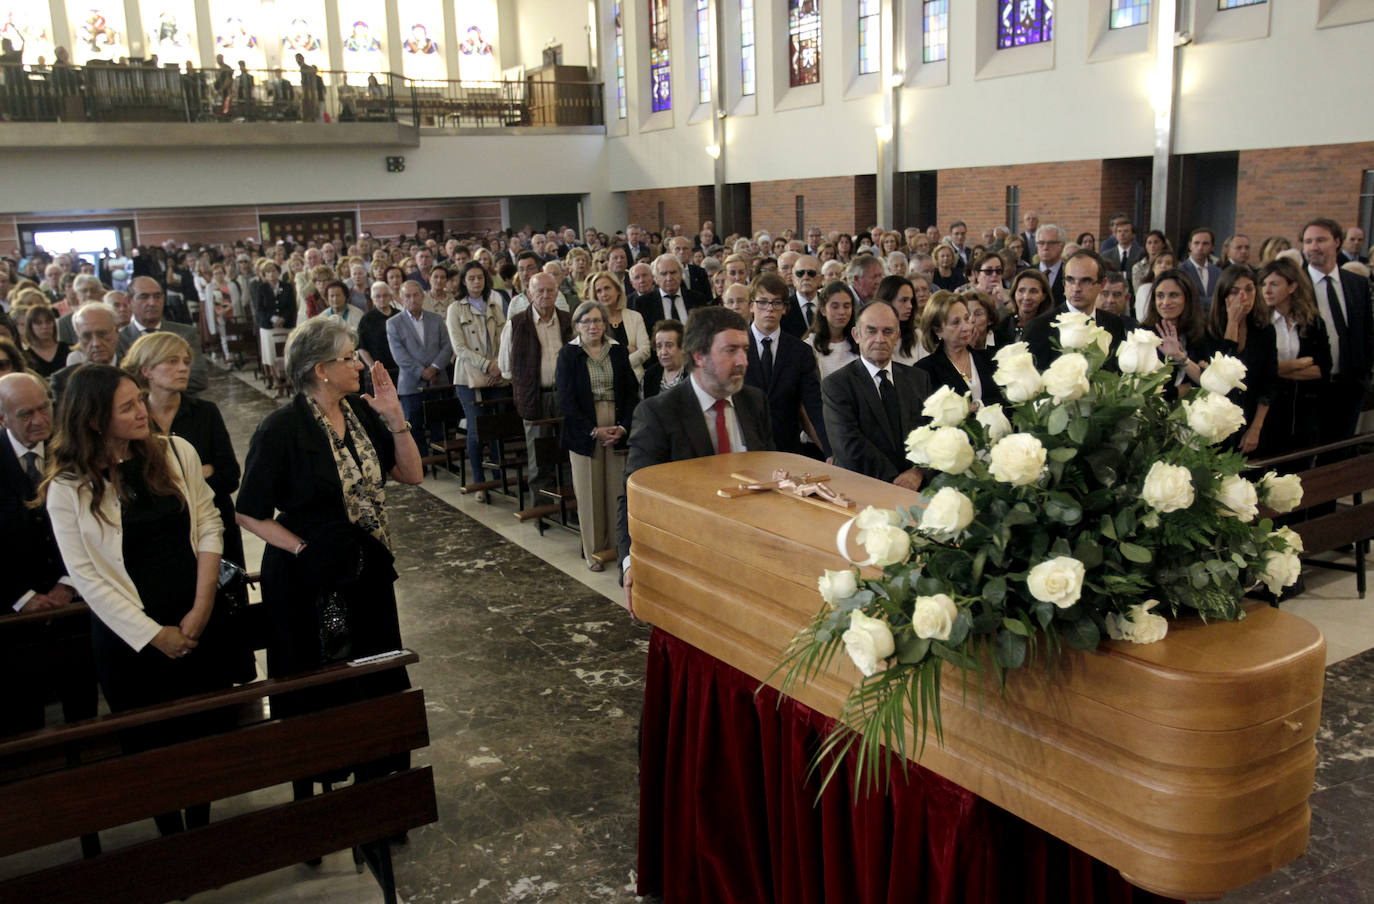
left=0, top=652, right=436, bottom=904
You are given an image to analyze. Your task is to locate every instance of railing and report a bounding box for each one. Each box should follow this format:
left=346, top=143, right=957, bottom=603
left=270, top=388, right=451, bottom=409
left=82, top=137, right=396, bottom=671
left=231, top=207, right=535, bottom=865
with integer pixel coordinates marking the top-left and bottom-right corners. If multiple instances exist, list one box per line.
left=0, top=63, right=604, bottom=128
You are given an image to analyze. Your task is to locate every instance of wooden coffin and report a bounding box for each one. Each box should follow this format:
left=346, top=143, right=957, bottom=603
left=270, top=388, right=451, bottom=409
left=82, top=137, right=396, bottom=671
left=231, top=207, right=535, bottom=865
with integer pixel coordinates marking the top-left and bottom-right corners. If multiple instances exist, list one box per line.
left=627, top=451, right=1326, bottom=902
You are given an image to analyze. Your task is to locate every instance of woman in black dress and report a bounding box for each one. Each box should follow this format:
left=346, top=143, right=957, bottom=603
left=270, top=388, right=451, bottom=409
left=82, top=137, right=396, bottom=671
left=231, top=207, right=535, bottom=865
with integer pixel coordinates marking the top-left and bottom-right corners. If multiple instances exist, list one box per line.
left=43, top=365, right=232, bottom=835
left=1200, top=265, right=1277, bottom=454
left=1256, top=258, right=1330, bottom=458
left=235, top=317, right=423, bottom=796
left=1141, top=269, right=1208, bottom=403
left=916, top=290, right=1002, bottom=410
left=20, top=304, right=71, bottom=379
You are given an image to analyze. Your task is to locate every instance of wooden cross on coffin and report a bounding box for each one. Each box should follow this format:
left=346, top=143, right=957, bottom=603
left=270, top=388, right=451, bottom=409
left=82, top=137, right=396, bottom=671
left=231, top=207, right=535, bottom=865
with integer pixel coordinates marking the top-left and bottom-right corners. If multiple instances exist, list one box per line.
left=718, top=468, right=856, bottom=511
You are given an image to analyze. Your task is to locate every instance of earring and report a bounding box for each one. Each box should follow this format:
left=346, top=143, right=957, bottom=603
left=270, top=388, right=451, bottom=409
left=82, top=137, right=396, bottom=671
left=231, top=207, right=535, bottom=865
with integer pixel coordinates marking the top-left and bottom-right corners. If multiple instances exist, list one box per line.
left=322, top=377, right=329, bottom=383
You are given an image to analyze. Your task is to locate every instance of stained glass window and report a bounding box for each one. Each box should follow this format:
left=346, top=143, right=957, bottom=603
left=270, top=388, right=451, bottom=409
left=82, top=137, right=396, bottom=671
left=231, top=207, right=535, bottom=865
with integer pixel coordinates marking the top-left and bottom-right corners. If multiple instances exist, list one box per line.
left=66, top=0, right=129, bottom=64
left=1218, top=0, right=1265, bottom=8
left=614, top=0, right=626, bottom=118
left=697, top=0, right=710, bottom=103
left=858, top=0, right=880, bottom=75
left=740, top=0, right=755, bottom=96
left=922, top=0, right=947, bottom=64
left=997, top=0, right=1053, bottom=49
left=339, top=0, right=388, bottom=79
left=141, top=0, right=198, bottom=67
left=1109, top=0, right=1148, bottom=28
left=211, top=0, right=265, bottom=71
left=1, top=2, right=56, bottom=66
left=788, top=0, right=820, bottom=87
left=649, top=0, right=671, bottom=112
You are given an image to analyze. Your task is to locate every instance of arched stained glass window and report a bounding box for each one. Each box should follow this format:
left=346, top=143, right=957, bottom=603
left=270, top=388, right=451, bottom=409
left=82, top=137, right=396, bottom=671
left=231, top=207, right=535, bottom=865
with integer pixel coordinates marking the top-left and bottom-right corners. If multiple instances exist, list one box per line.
left=788, top=0, right=820, bottom=87
left=1109, top=0, right=1148, bottom=29
left=649, top=0, right=671, bottom=111
left=858, top=0, right=880, bottom=75
left=696, top=0, right=710, bottom=103
left=922, top=0, right=947, bottom=63
left=740, top=0, right=755, bottom=96
left=614, top=0, right=626, bottom=118
left=997, top=0, right=1053, bottom=49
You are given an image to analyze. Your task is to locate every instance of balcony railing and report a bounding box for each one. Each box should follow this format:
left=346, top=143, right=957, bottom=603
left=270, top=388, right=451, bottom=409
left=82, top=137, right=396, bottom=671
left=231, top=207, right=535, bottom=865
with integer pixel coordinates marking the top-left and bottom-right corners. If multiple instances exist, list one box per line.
left=0, top=63, right=604, bottom=129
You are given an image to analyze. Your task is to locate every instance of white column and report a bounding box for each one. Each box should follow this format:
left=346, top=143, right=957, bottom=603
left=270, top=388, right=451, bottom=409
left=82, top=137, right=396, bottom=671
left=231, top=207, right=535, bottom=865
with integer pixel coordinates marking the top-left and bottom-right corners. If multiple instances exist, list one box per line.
left=125, top=0, right=145, bottom=58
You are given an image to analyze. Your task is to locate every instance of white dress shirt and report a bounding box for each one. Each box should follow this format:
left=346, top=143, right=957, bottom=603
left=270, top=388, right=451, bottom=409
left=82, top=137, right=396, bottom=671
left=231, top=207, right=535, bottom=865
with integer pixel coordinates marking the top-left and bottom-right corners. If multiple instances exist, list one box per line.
left=1308, top=263, right=1345, bottom=375
left=690, top=372, right=746, bottom=453
left=1272, top=308, right=1300, bottom=363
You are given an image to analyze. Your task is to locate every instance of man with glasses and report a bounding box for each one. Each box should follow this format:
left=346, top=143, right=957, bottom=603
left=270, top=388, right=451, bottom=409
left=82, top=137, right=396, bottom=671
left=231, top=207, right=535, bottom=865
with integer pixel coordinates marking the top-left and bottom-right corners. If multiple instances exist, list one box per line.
left=50, top=302, right=122, bottom=401
left=970, top=251, right=1007, bottom=304
left=1023, top=250, right=1127, bottom=371
left=744, top=272, right=829, bottom=458
left=1035, top=224, right=1068, bottom=306
left=633, top=254, right=707, bottom=326
left=781, top=255, right=823, bottom=337
left=669, top=236, right=711, bottom=298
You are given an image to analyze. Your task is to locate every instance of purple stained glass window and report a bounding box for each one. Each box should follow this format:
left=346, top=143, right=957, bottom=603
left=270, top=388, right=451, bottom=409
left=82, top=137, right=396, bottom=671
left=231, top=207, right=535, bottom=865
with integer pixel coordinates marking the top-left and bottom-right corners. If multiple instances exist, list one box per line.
left=649, top=0, right=671, bottom=112
left=998, top=0, right=1053, bottom=50
left=788, top=0, right=820, bottom=87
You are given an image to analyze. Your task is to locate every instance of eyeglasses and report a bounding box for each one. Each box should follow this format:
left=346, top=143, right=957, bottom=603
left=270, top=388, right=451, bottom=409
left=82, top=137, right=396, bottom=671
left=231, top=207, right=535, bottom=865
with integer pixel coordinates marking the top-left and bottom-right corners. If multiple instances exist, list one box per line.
left=1037, top=240, right=1063, bottom=247
left=978, top=267, right=1004, bottom=275
left=793, top=269, right=818, bottom=278
left=751, top=299, right=787, bottom=310
left=579, top=317, right=605, bottom=326
left=323, top=354, right=358, bottom=366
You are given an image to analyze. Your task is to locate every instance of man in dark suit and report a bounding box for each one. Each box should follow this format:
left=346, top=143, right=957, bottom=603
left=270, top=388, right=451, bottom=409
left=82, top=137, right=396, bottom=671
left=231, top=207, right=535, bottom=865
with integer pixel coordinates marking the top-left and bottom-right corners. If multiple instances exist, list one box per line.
left=1020, top=211, right=1040, bottom=264
left=0, top=373, right=99, bottom=738
left=1340, top=226, right=1367, bottom=265
left=1179, top=227, right=1222, bottom=310
left=624, top=224, right=651, bottom=263
left=1035, top=224, right=1068, bottom=306
left=633, top=254, right=708, bottom=326
left=781, top=254, right=823, bottom=338
left=1103, top=218, right=1145, bottom=289
left=744, top=273, right=829, bottom=458
left=121, top=276, right=209, bottom=395
left=669, top=236, right=711, bottom=299
left=618, top=307, right=773, bottom=610
left=1302, top=217, right=1374, bottom=443
left=823, top=301, right=932, bottom=490
left=1023, top=251, right=1128, bottom=371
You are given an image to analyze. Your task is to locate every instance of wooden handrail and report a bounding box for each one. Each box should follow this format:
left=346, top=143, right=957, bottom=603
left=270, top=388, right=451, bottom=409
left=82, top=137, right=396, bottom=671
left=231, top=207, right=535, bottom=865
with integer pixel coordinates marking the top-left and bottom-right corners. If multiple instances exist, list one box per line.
left=0, top=650, right=418, bottom=759
left=0, top=601, right=92, bottom=628
left=1245, top=431, right=1374, bottom=471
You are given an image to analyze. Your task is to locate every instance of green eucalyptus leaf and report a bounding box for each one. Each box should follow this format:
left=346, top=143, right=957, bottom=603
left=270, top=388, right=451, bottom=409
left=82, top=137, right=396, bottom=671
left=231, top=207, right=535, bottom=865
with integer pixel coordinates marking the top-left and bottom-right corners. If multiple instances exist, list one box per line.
left=946, top=609, right=973, bottom=646
left=1048, top=446, right=1078, bottom=462
left=995, top=629, right=1028, bottom=668
left=1074, top=538, right=1104, bottom=569
left=1034, top=601, right=1055, bottom=628
left=1047, top=405, right=1070, bottom=435
left=1119, top=542, right=1152, bottom=563
left=983, top=576, right=1008, bottom=606
left=895, top=632, right=932, bottom=664
left=931, top=642, right=980, bottom=671
left=1067, top=416, right=1089, bottom=445
left=1063, top=617, right=1101, bottom=650
left=1001, top=617, right=1029, bottom=636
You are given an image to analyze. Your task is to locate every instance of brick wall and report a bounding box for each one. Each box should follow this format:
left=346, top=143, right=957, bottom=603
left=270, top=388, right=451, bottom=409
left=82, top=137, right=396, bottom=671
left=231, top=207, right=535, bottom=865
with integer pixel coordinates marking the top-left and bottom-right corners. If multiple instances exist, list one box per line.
left=1099, top=158, right=1153, bottom=237
left=358, top=199, right=501, bottom=238
left=749, top=175, right=876, bottom=237
left=937, top=160, right=1105, bottom=242
left=1237, top=142, right=1374, bottom=244
left=625, top=186, right=714, bottom=235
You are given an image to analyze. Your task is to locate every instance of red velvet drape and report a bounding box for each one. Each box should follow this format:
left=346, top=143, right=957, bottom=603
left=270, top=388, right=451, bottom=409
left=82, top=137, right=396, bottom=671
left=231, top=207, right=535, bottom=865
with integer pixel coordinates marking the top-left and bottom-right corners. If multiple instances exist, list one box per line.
left=638, top=628, right=1181, bottom=904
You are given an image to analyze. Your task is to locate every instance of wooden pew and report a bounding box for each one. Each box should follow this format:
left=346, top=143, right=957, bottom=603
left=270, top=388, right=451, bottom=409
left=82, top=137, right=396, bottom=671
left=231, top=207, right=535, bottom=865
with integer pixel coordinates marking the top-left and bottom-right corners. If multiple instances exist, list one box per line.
left=0, top=652, right=435, bottom=904
left=1250, top=432, right=1374, bottom=598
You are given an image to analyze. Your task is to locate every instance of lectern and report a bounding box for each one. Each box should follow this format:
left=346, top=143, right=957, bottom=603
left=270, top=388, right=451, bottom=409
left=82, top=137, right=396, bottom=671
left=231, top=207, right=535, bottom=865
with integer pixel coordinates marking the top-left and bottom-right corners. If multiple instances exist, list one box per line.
left=628, top=451, right=1325, bottom=903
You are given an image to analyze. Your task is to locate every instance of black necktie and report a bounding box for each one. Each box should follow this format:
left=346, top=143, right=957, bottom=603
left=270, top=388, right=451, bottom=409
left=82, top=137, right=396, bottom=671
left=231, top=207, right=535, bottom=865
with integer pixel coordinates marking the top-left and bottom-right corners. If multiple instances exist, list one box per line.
left=1325, top=275, right=1349, bottom=373
left=665, top=295, right=677, bottom=322
left=803, top=302, right=813, bottom=328
left=22, top=450, right=41, bottom=488
left=760, top=336, right=774, bottom=386
left=878, top=369, right=901, bottom=438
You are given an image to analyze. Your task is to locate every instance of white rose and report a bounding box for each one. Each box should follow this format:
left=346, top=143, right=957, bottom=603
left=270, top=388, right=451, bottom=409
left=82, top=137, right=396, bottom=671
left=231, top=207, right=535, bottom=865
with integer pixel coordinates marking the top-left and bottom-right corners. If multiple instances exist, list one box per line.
left=818, top=569, right=859, bottom=605
left=993, top=343, right=1044, bottom=402
left=1259, top=551, right=1302, bottom=596
left=919, top=487, right=975, bottom=537
left=1104, top=600, right=1169, bottom=644
left=1026, top=556, right=1086, bottom=609
left=854, top=505, right=902, bottom=534
left=1274, top=525, right=1304, bottom=554
left=862, top=524, right=911, bottom=567
left=1117, top=329, right=1164, bottom=375
left=924, top=427, right=975, bottom=474
left=974, top=403, right=1012, bottom=442
left=1042, top=353, right=1091, bottom=402
left=1215, top=474, right=1259, bottom=521
left=988, top=433, right=1047, bottom=486
left=1199, top=353, right=1248, bottom=396
left=905, top=425, right=934, bottom=466
left=1184, top=394, right=1247, bottom=444
left=911, top=593, right=958, bottom=641
left=1088, top=323, right=1113, bottom=355
left=1261, top=472, right=1304, bottom=514
left=1140, top=461, right=1195, bottom=513
left=923, top=385, right=970, bottom=428
left=1053, top=310, right=1094, bottom=349
left=842, top=610, right=895, bottom=677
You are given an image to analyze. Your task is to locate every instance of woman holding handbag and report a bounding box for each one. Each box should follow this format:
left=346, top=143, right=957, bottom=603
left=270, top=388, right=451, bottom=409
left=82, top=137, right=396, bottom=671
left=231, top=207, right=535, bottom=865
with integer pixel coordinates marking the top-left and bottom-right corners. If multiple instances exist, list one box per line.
left=448, top=261, right=512, bottom=502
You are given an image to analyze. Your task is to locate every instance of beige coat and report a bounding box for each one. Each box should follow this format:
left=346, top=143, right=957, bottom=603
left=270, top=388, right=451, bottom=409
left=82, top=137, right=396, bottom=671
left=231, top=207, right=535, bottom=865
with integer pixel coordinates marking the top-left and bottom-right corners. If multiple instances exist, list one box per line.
left=447, top=297, right=509, bottom=387
left=47, top=436, right=222, bottom=652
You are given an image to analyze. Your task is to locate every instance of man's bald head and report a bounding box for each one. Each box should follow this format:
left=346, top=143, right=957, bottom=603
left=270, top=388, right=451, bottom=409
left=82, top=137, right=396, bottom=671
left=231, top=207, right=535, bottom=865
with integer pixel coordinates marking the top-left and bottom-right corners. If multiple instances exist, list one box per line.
left=73, top=302, right=119, bottom=365
left=0, top=372, right=54, bottom=446
left=721, top=283, right=750, bottom=315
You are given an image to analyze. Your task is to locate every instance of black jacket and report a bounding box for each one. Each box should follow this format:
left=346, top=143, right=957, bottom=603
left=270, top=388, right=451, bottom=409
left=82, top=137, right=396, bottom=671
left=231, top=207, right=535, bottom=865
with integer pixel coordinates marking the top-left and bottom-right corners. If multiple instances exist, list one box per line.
left=554, top=342, right=640, bottom=458
left=822, top=360, right=932, bottom=482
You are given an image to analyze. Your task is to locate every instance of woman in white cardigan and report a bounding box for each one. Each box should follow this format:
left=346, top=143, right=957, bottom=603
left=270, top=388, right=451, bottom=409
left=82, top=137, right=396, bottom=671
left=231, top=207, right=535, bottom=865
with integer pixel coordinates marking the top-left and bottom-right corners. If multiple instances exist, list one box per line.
left=448, top=261, right=514, bottom=499
left=42, top=364, right=230, bottom=835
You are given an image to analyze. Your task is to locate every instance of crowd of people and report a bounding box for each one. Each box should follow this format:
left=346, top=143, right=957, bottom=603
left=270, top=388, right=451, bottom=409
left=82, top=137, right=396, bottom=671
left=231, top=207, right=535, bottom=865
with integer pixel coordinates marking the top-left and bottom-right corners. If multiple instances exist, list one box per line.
left=1, top=210, right=1371, bottom=842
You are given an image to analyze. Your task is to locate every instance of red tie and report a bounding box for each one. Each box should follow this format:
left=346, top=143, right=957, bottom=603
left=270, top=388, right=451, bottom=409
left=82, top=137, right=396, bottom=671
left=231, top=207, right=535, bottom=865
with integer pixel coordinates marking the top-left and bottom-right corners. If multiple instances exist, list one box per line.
left=712, top=399, right=731, bottom=455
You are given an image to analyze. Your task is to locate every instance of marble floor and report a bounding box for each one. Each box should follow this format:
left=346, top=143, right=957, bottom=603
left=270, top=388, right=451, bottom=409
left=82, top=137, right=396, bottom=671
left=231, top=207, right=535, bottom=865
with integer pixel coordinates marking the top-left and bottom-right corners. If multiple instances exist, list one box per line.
left=17, top=369, right=1371, bottom=903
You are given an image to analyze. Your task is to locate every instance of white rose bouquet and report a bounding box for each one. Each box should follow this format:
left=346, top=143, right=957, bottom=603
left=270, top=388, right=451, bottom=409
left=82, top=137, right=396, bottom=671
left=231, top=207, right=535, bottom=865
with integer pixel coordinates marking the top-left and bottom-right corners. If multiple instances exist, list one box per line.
left=777, top=315, right=1302, bottom=794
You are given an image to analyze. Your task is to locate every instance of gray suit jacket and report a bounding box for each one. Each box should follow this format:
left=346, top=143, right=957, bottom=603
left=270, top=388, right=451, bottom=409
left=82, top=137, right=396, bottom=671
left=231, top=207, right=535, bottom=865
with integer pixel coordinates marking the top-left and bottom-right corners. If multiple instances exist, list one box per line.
left=616, top=379, right=773, bottom=563
left=120, top=320, right=208, bottom=395
left=822, top=358, right=932, bottom=483
left=385, top=309, right=453, bottom=395
left=1180, top=258, right=1223, bottom=308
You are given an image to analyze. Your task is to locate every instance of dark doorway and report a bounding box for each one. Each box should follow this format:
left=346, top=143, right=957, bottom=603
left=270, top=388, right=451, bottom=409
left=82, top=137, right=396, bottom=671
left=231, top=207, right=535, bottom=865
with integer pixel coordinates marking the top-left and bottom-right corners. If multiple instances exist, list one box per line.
left=508, top=194, right=582, bottom=233
left=721, top=183, right=752, bottom=238
left=896, top=171, right=938, bottom=231
left=416, top=219, right=444, bottom=239
left=1172, top=152, right=1238, bottom=252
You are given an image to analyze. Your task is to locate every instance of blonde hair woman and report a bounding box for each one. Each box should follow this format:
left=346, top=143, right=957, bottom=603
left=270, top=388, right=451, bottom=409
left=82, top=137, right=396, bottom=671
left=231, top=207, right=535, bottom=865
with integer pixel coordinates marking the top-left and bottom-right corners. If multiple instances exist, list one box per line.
left=584, top=271, right=650, bottom=381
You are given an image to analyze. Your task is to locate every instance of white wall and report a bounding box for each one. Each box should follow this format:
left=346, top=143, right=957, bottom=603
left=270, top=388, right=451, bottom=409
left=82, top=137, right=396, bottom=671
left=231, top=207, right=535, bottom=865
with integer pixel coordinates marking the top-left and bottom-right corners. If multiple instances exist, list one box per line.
left=510, top=0, right=592, bottom=70
left=0, top=132, right=622, bottom=227
left=601, top=0, right=1374, bottom=189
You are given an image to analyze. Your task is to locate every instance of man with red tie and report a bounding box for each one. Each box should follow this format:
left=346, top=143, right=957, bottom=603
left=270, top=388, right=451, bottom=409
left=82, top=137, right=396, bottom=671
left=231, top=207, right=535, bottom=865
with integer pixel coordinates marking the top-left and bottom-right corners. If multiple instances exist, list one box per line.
left=617, top=307, right=774, bottom=610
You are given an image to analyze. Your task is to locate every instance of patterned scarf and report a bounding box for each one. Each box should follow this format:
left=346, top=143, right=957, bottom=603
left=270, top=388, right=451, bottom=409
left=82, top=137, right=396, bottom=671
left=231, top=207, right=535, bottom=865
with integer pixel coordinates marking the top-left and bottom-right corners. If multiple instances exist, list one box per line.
left=306, top=395, right=390, bottom=547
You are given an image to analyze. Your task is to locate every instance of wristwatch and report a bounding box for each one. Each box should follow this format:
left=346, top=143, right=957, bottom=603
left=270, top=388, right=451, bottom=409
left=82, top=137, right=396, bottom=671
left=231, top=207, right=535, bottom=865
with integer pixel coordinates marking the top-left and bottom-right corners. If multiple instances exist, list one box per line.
left=389, top=420, right=412, bottom=434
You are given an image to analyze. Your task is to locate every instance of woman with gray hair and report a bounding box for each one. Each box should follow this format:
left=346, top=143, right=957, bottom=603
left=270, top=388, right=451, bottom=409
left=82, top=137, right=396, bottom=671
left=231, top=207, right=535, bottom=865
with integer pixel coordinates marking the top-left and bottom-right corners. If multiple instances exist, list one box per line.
left=554, top=299, right=639, bottom=571
left=234, top=317, right=422, bottom=802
